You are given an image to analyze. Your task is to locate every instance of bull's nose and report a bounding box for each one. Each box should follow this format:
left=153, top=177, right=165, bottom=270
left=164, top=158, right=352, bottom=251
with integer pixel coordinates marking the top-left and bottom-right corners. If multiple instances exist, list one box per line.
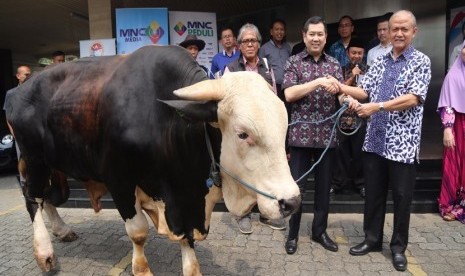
left=278, top=196, right=301, bottom=217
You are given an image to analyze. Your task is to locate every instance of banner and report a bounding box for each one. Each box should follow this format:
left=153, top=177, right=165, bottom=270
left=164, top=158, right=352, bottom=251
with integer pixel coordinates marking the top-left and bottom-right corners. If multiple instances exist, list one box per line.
left=169, top=11, right=217, bottom=69
left=116, top=8, right=169, bottom=54
left=449, top=7, right=465, bottom=62
left=79, top=39, right=116, bottom=58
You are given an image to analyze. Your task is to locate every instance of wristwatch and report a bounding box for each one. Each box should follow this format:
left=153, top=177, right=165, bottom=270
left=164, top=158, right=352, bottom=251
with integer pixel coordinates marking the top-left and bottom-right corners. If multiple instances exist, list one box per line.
left=378, top=102, right=385, bottom=112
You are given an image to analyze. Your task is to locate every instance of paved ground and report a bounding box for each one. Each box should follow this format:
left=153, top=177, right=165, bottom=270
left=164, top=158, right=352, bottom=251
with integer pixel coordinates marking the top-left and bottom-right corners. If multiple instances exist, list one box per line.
left=1, top=174, right=464, bottom=276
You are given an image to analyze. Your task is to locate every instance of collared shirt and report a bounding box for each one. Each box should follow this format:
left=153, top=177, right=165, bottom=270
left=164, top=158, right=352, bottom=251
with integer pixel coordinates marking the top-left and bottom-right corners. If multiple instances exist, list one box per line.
left=367, top=43, right=392, bottom=67
left=329, top=39, right=350, bottom=67
left=210, top=49, right=240, bottom=76
left=360, top=46, right=431, bottom=164
left=259, top=40, right=291, bottom=85
left=283, top=51, right=343, bottom=148
left=3, top=86, right=18, bottom=111
left=225, top=55, right=277, bottom=94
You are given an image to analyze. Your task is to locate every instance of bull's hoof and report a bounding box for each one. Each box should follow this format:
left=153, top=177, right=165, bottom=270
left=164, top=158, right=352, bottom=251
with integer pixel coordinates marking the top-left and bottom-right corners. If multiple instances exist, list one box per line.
left=132, top=257, right=153, bottom=276
left=132, top=266, right=153, bottom=276
left=54, top=229, right=79, bottom=242
left=34, top=252, right=57, bottom=272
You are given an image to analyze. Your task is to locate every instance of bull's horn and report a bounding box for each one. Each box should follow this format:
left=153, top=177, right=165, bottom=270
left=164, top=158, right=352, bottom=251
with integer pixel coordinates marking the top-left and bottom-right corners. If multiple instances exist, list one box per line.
left=174, top=79, right=225, bottom=101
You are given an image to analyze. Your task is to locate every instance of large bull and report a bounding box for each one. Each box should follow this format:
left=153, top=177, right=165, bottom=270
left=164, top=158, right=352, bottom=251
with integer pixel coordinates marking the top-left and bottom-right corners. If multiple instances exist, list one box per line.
left=6, top=45, right=300, bottom=275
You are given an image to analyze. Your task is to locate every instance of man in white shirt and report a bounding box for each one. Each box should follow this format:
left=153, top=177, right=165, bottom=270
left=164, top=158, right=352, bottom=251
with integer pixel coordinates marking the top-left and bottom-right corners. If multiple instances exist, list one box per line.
left=367, top=15, right=392, bottom=67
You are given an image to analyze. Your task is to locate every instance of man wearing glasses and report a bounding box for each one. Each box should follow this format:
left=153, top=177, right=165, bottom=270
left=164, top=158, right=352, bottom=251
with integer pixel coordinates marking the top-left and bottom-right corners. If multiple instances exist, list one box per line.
left=210, top=27, right=240, bottom=77
left=225, top=23, right=281, bottom=234
left=329, top=15, right=354, bottom=67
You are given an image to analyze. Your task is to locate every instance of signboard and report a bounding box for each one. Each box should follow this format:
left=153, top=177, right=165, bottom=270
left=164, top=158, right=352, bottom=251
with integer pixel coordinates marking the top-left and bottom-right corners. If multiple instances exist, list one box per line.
left=169, top=11, right=217, bottom=69
left=79, top=39, right=116, bottom=58
left=116, top=8, right=169, bottom=54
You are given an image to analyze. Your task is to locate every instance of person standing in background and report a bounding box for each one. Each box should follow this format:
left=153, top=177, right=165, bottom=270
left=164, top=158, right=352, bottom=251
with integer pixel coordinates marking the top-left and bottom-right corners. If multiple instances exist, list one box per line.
left=437, top=41, right=465, bottom=223
left=52, top=50, right=66, bottom=64
left=180, top=34, right=214, bottom=79
left=367, top=14, right=393, bottom=67
left=329, top=15, right=354, bottom=67
left=259, top=19, right=291, bottom=101
left=332, top=37, right=367, bottom=197
left=210, top=27, right=240, bottom=77
left=3, top=65, right=32, bottom=187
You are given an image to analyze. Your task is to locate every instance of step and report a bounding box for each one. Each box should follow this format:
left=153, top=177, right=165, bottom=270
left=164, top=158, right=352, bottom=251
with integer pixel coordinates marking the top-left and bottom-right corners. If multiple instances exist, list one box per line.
left=63, top=176, right=441, bottom=214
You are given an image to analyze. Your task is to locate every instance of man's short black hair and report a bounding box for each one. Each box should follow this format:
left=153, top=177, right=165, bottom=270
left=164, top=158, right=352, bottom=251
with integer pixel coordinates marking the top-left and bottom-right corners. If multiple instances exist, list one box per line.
left=338, top=15, right=354, bottom=26
left=378, top=12, right=393, bottom=24
left=303, top=16, right=327, bottom=34
left=219, top=26, right=235, bottom=40
left=52, top=50, right=65, bottom=57
left=270, top=18, right=286, bottom=29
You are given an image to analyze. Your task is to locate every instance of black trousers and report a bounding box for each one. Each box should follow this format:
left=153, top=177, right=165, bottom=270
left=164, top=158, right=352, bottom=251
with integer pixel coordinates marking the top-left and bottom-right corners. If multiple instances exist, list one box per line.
left=362, top=152, right=416, bottom=254
left=287, top=147, right=334, bottom=240
left=333, top=124, right=366, bottom=190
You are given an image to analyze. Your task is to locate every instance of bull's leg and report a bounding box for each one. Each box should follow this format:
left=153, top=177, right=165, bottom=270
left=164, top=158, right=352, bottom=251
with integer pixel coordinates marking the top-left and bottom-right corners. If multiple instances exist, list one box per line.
left=125, top=198, right=152, bottom=276
left=23, top=157, right=56, bottom=271
left=180, top=239, right=201, bottom=276
left=32, top=198, right=57, bottom=271
left=43, top=202, right=78, bottom=242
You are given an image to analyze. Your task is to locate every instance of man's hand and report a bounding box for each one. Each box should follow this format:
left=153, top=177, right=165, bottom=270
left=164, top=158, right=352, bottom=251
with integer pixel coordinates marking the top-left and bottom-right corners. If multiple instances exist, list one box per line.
left=352, top=65, right=362, bottom=77
left=355, top=102, right=380, bottom=118
left=319, top=76, right=340, bottom=94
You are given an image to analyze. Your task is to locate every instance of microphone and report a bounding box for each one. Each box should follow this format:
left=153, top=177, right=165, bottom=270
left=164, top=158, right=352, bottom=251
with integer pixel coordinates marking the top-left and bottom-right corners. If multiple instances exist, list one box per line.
left=353, top=62, right=361, bottom=84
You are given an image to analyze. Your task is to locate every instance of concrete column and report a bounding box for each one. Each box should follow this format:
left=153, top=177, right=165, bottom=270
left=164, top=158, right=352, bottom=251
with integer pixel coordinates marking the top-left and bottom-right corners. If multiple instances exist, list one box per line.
left=88, top=0, right=113, bottom=39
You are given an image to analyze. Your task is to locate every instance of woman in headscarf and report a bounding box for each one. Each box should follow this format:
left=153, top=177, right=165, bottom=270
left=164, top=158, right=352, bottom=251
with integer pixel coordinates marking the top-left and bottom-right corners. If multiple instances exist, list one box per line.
left=437, top=41, right=465, bottom=223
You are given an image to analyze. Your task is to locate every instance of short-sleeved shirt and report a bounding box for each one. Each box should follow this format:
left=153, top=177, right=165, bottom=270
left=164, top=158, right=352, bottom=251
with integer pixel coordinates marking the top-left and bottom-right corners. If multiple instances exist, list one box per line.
left=360, top=46, right=431, bottom=164
left=367, top=43, right=392, bottom=67
left=283, top=51, right=344, bottom=148
left=328, top=39, right=350, bottom=68
left=259, top=40, right=291, bottom=85
left=3, top=87, right=16, bottom=111
left=210, top=49, right=240, bottom=76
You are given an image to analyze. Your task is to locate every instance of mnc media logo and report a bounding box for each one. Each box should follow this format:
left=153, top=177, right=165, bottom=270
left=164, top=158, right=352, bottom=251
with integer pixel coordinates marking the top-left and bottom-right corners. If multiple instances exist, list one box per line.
left=146, top=21, right=165, bottom=44
left=174, top=21, right=187, bottom=36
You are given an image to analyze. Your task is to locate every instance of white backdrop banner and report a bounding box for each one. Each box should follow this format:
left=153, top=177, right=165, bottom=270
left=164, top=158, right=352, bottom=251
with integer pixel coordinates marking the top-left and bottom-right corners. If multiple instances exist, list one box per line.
left=79, top=39, right=116, bottom=58
left=169, top=11, right=217, bottom=69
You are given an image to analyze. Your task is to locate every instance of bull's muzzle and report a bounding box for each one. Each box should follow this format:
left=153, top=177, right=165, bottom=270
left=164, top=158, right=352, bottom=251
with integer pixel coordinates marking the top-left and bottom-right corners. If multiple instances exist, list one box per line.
left=278, top=196, right=301, bottom=217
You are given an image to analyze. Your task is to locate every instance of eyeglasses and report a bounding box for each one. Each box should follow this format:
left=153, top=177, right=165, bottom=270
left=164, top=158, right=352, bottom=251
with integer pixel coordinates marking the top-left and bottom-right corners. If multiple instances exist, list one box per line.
left=222, top=34, right=233, bottom=39
left=240, top=39, right=259, bottom=45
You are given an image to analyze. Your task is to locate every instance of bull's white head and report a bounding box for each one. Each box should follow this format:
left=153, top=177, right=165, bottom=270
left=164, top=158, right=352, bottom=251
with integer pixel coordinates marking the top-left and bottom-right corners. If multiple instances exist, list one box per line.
left=170, top=71, right=301, bottom=219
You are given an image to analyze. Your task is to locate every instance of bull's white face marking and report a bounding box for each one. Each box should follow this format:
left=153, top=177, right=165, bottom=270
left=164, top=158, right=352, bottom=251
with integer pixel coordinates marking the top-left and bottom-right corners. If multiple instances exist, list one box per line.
left=216, top=72, right=300, bottom=219
left=175, top=71, right=301, bottom=218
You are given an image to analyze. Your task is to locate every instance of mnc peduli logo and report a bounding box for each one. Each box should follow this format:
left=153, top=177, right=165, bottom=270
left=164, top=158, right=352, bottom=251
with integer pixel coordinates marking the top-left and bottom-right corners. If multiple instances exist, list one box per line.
left=119, top=20, right=165, bottom=44
left=174, top=22, right=187, bottom=36
left=174, top=21, right=214, bottom=37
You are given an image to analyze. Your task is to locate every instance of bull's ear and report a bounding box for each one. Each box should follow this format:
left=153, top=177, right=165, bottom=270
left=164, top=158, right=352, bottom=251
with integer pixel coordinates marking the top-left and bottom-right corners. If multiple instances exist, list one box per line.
left=159, top=100, right=218, bottom=122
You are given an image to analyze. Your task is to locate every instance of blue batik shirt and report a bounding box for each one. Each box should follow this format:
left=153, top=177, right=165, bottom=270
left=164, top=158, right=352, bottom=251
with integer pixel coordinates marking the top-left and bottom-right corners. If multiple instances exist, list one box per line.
left=359, top=46, right=431, bottom=164
left=329, top=39, right=350, bottom=67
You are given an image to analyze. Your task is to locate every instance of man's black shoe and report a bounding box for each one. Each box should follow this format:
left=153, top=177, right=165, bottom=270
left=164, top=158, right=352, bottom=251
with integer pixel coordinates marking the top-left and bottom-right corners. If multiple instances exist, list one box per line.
left=349, top=241, right=382, bottom=256
left=285, top=238, right=298, bottom=254
left=312, top=232, right=338, bottom=252
left=392, top=253, right=407, bottom=271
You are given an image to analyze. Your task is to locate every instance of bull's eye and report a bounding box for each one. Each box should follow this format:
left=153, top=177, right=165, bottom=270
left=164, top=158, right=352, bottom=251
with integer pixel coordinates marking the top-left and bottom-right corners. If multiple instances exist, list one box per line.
left=238, top=132, right=248, bottom=140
